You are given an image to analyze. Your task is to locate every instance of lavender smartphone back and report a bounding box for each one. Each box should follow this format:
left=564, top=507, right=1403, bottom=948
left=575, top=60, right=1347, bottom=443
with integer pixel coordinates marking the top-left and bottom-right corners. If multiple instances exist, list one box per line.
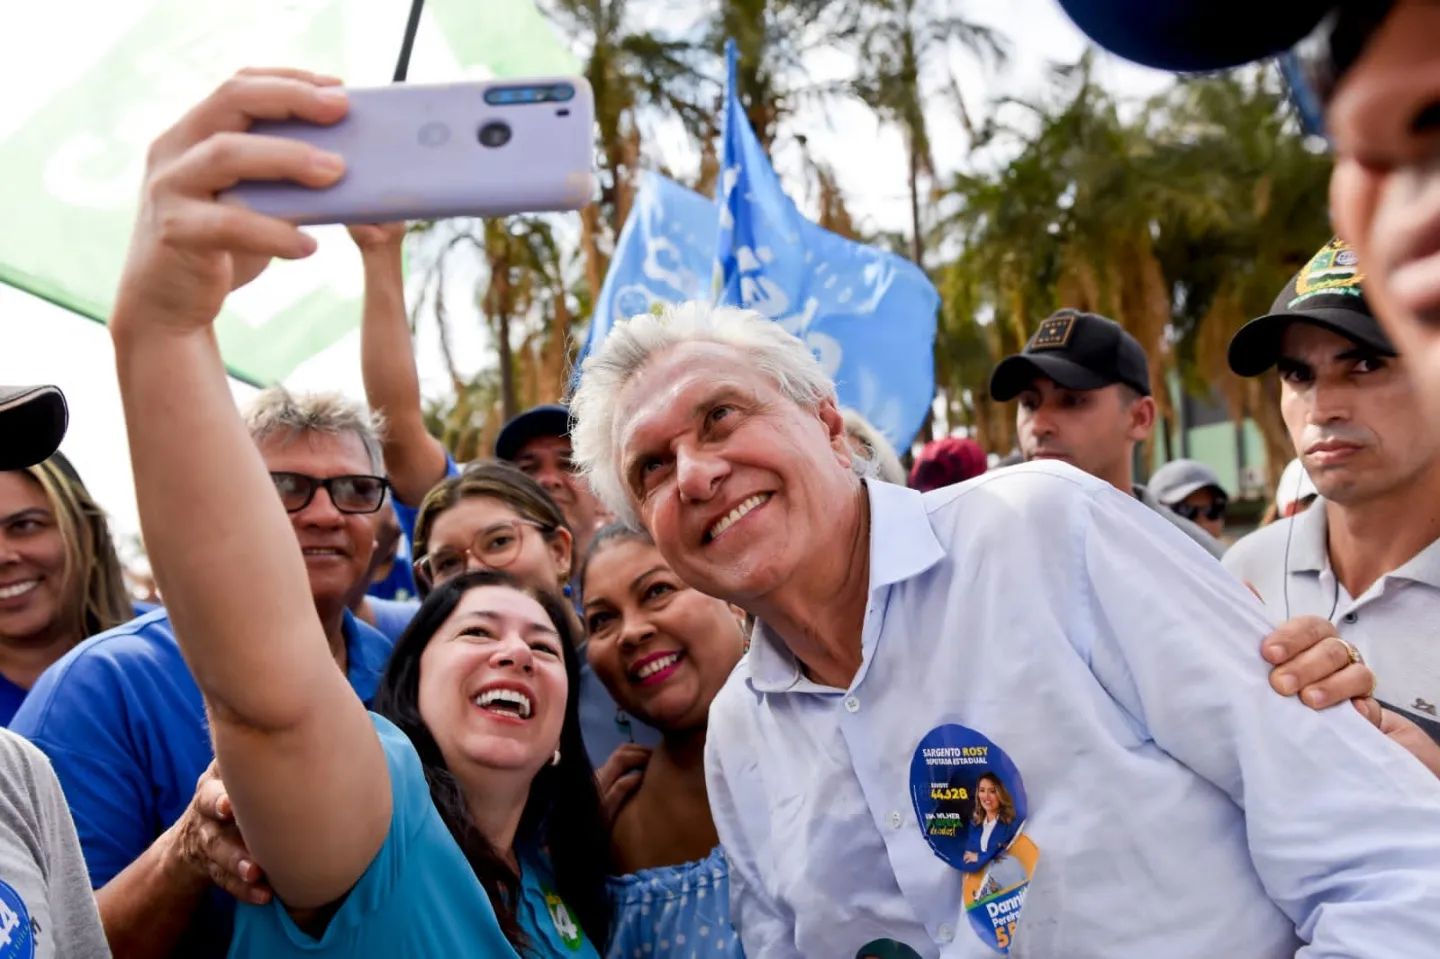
left=222, top=77, right=595, bottom=224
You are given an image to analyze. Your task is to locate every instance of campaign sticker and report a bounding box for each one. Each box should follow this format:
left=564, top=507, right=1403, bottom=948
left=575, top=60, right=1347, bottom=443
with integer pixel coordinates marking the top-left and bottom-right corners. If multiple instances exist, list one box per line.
left=910, top=724, right=1038, bottom=954
left=854, top=939, right=923, bottom=959
left=0, top=879, right=35, bottom=959
left=542, top=886, right=585, bottom=951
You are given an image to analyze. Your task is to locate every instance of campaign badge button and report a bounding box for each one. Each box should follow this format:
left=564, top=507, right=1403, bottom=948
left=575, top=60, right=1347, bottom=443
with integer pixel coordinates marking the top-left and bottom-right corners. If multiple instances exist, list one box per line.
left=909, top=724, right=1038, bottom=954
left=0, top=879, right=35, bottom=959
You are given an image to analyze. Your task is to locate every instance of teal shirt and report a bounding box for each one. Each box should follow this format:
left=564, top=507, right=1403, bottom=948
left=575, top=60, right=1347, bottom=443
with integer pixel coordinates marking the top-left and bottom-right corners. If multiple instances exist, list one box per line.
left=229, top=714, right=598, bottom=958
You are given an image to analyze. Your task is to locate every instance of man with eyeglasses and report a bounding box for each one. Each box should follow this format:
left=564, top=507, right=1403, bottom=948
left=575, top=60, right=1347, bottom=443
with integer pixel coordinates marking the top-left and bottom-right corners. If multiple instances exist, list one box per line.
left=1149, top=459, right=1230, bottom=541
left=1056, top=1, right=1440, bottom=448
left=990, top=309, right=1227, bottom=558
left=11, top=388, right=396, bottom=958
left=1222, top=240, right=1440, bottom=774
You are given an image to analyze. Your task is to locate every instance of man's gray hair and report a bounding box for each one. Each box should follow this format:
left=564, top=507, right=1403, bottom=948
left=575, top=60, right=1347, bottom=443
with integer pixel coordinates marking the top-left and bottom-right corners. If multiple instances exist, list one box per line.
left=244, top=387, right=385, bottom=474
left=571, top=301, right=864, bottom=524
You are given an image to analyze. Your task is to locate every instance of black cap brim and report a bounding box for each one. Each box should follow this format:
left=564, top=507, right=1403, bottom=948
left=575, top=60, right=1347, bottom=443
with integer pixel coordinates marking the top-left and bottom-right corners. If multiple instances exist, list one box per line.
left=1228, top=309, right=1397, bottom=377
left=0, top=385, right=68, bottom=471
left=494, top=405, right=572, bottom=461
left=1057, top=0, right=1328, bottom=72
left=990, top=354, right=1114, bottom=401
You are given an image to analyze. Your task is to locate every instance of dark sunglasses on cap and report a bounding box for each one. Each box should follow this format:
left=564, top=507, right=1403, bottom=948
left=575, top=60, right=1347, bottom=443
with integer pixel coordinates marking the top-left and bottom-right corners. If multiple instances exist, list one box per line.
left=269, top=472, right=389, bottom=514
left=1171, top=498, right=1229, bottom=523
left=1280, top=0, right=1399, bottom=137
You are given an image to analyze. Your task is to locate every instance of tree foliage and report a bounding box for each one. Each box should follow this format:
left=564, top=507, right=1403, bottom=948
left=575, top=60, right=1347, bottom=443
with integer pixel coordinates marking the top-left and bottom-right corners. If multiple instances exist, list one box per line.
left=410, top=4, right=1331, bottom=488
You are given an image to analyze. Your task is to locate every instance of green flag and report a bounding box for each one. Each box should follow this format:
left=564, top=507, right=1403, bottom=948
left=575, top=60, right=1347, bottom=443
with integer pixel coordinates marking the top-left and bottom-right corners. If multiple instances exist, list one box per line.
left=0, top=0, right=576, bottom=384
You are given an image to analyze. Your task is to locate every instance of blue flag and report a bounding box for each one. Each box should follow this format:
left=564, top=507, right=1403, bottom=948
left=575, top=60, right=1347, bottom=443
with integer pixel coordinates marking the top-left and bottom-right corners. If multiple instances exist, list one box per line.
left=578, top=171, right=716, bottom=377
left=713, top=42, right=938, bottom=449
left=579, top=44, right=938, bottom=450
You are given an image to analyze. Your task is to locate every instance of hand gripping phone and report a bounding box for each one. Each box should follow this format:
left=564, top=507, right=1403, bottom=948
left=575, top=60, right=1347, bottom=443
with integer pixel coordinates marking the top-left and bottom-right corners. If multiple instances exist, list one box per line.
left=222, top=77, right=595, bottom=224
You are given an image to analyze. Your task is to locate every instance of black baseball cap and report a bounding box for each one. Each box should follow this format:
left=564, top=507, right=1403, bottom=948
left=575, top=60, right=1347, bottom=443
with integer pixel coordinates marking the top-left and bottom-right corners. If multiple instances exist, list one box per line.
left=494, top=404, right=571, bottom=461
left=1228, top=237, right=1394, bottom=377
left=0, top=385, right=68, bottom=471
left=1056, top=1, right=1331, bottom=72
left=990, top=311, right=1151, bottom=402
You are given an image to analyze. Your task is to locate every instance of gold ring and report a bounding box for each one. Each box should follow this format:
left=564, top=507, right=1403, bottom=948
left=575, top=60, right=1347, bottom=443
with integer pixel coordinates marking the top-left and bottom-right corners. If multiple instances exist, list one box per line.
left=1338, top=638, right=1363, bottom=667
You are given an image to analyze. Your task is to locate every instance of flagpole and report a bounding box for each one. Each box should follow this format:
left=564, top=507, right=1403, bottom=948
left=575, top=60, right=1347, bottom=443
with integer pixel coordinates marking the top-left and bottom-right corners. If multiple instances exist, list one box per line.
left=393, top=0, right=426, bottom=82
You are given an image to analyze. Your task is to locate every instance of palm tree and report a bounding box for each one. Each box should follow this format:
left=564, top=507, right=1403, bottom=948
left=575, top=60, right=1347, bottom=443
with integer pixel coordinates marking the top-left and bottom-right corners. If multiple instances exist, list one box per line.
left=832, top=0, right=1006, bottom=267
left=539, top=1, right=709, bottom=295
left=933, top=57, right=1331, bottom=481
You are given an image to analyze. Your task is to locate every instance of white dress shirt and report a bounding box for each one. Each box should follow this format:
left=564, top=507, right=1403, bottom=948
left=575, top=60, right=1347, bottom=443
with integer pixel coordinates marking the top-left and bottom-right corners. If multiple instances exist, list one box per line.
left=705, top=462, right=1440, bottom=959
left=1224, top=499, right=1440, bottom=736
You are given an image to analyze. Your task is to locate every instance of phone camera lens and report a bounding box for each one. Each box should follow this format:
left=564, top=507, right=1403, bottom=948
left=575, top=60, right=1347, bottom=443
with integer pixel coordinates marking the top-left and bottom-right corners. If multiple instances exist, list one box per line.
left=477, top=121, right=512, bottom=148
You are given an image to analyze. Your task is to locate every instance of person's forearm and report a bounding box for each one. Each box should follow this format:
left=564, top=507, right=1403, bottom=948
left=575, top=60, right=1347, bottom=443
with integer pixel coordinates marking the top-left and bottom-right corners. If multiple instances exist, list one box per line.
left=96, top=827, right=208, bottom=959
left=110, top=318, right=338, bottom=728
left=358, top=246, right=447, bottom=506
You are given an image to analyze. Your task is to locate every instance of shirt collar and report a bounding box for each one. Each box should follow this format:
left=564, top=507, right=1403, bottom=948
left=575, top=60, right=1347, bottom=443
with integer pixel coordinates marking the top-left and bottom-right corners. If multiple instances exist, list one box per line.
left=1376, top=524, right=1440, bottom=590
left=1286, top=498, right=1331, bottom=574
left=1285, top=499, right=1440, bottom=589
left=748, top=480, right=947, bottom=693
left=342, top=608, right=393, bottom=706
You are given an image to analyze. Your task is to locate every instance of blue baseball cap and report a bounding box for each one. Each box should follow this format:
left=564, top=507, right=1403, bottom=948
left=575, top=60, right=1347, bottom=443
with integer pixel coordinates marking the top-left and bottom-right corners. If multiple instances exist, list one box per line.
left=1056, top=1, right=1331, bottom=72
left=494, top=404, right=571, bottom=461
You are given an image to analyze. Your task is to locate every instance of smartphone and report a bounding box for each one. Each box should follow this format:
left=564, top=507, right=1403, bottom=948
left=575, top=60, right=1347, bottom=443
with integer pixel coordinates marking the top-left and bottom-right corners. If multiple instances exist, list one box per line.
left=222, top=77, right=595, bottom=224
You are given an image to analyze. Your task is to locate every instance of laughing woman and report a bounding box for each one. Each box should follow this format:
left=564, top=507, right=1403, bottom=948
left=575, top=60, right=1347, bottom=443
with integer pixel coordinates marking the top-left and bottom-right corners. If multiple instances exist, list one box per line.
left=580, top=524, right=748, bottom=959
left=107, top=70, right=606, bottom=957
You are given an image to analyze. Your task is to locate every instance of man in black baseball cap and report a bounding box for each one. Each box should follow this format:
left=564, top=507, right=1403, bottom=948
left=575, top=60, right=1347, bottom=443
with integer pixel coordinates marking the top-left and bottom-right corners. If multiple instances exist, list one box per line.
left=1057, top=1, right=1440, bottom=446
left=991, top=309, right=1225, bottom=557
left=1223, top=237, right=1440, bottom=768
left=1227, top=238, right=1395, bottom=377
left=495, top=403, right=609, bottom=563
left=0, top=385, right=67, bottom=471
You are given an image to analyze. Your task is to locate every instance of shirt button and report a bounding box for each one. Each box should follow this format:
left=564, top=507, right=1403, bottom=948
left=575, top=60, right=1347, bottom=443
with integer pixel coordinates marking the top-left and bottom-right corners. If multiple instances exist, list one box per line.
left=844, top=696, right=860, bottom=713
left=937, top=923, right=955, bottom=943
left=1343, top=612, right=1358, bottom=624
left=886, top=810, right=903, bottom=829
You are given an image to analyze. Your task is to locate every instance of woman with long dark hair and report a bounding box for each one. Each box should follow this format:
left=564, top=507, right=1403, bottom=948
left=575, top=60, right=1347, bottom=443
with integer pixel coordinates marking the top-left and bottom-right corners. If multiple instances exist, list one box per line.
left=219, top=567, right=611, bottom=956
left=369, top=569, right=610, bottom=952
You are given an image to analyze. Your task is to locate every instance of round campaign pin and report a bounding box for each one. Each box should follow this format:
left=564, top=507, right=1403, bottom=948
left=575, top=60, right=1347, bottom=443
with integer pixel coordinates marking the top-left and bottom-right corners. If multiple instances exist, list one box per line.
left=0, top=879, right=35, bottom=959
left=909, top=724, right=1038, bottom=954
left=909, top=724, right=1028, bottom=872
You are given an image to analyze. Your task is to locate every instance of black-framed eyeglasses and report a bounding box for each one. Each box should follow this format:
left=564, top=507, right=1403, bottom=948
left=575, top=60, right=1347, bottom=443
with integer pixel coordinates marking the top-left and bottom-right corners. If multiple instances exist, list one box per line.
left=1281, top=0, right=1399, bottom=138
left=269, top=472, right=389, bottom=515
left=1172, top=498, right=1228, bottom=523
left=413, top=518, right=549, bottom=588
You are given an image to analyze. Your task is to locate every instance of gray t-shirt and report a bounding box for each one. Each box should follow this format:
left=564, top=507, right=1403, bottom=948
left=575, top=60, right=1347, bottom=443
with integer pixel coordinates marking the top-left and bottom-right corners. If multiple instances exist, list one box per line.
left=0, top=728, right=109, bottom=958
left=1134, top=483, right=1227, bottom=560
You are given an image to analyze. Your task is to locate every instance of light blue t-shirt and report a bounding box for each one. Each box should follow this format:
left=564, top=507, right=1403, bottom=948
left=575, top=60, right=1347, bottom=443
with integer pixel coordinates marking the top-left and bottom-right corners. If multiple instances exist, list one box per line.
left=230, top=714, right=600, bottom=959
left=605, top=846, right=742, bottom=959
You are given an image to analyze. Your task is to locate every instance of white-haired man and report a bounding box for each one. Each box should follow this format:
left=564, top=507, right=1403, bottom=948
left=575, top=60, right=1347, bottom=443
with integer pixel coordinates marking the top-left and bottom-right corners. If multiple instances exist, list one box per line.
left=571, top=302, right=1440, bottom=958
left=12, top=388, right=395, bottom=958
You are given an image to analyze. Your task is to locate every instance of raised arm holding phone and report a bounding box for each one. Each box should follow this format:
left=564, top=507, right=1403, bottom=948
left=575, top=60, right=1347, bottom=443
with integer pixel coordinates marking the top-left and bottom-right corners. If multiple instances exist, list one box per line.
left=108, top=70, right=609, bottom=957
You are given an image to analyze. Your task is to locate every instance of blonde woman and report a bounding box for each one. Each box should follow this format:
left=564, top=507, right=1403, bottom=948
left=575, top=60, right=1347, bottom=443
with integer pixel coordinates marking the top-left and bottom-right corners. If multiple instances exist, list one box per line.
left=0, top=454, right=131, bottom=724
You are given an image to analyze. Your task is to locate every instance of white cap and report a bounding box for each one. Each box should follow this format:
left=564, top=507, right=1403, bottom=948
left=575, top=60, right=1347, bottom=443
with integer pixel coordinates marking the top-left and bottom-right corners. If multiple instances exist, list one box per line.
left=1276, top=458, right=1318, bottom=514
